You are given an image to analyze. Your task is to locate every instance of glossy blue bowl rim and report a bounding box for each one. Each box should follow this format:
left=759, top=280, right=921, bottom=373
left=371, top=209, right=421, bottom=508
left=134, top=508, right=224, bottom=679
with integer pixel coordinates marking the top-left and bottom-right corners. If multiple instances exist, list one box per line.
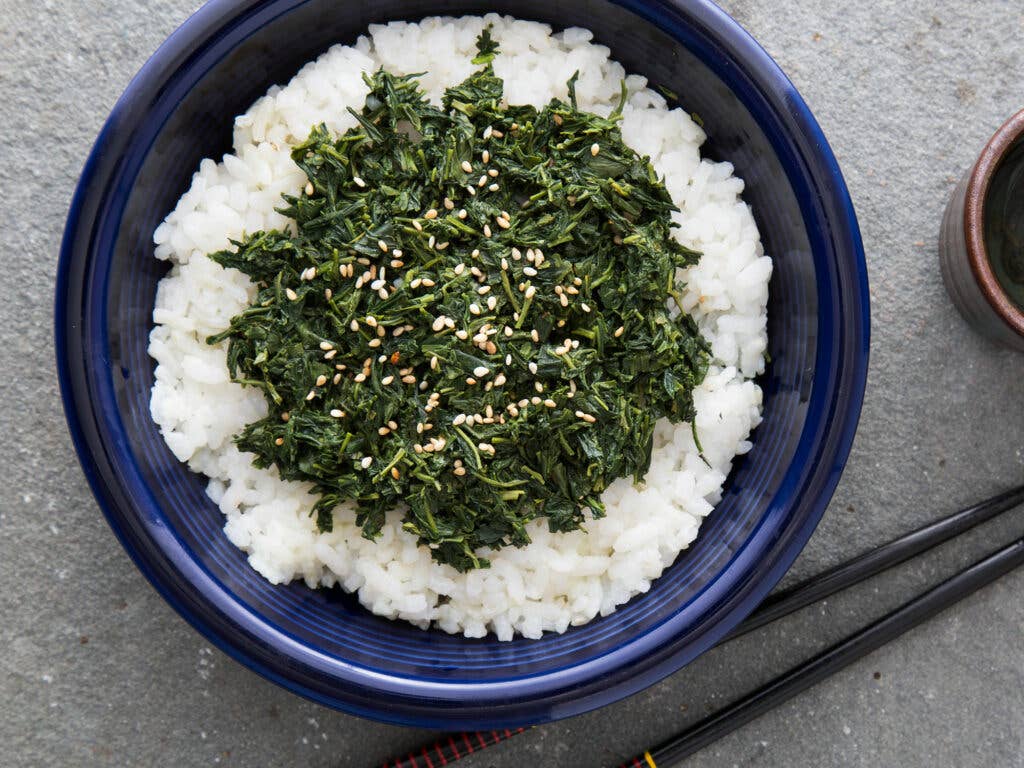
left=56, top=0, right=869, bottom=726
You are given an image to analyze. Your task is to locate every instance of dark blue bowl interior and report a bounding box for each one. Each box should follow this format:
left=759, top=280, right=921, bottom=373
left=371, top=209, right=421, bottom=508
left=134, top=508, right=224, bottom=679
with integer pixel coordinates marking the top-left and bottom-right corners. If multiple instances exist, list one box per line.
left=58, top=0, right=868, bottom=727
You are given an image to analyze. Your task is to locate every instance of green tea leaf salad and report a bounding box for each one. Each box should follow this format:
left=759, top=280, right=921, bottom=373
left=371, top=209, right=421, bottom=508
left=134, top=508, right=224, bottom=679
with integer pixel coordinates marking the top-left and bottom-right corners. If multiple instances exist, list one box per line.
left=208, top=29, right=709, bottom=571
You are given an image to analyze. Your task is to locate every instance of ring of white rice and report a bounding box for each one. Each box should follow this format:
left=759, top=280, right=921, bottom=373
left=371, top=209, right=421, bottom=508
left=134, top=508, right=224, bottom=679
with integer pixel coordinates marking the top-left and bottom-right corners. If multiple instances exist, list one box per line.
left=147, top=14, right=771, bottom=640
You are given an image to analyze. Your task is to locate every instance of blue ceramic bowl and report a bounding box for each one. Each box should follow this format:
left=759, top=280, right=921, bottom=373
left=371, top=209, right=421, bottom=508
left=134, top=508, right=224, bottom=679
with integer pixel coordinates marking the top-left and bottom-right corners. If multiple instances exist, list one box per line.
left=57, top=0, right=868, bottom=728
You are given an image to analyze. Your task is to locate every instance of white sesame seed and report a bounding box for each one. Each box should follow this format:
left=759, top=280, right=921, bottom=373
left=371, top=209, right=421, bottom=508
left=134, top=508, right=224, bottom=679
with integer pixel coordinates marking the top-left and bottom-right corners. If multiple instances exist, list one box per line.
left=443, top=197, right=454, bottom=210
left=370, top=279, right=385, bottom=290
left=473, top=365, right=489, bottom=378
left=488, top=168, right=499, bottom=178
left=614, top=326, right=625, bottom=338
left=455, top=329, right=469, bottom=340
left=483, top=224, right=492, bottom=238
left=531, top=329, right=540, bottom=342
left=381, top=375, right=394, bottom=385
left=505, top=353, right=512, bottom=365
left=453, top=413, right=467, bottom=426
left=436, top=241, right=450, bottom=251
left=487, top=296, right=497, bottom=310
left=482, top=149, right=490, bottom=163
left=591, top=143, right=600, bottom=156
left=531, top=396, right=542, bottom=405
left=360, top=456, right=373, bottom=469
left=324, top=288, right=333, bottom=300
left=496, top=216, right=510, bottom=229
left=333, top=373, right=341, bottom=384
left=528, top=361, right=538, bottom=374
left=466, top=377, right=477, bottom=386
left=559, top=293, right=569, bottom=307
left=501, top=258, right=509, bottom=270
left=525, top=285, right=537, bottom=300
left=412, top=219, right=423, bottom=231
left=511, top=248, right=522, bottom=260
left=388, top=420, right=398, bottom=430
left=469, top=303, right=481, bottom=315
left=504, top=326, right=514, bottom=337
left=428, top=235, right=436, bottom=248
left=431, top=316, right=446, bottom=332
left=494, top=373, right=506, bottom=386
left=378, top=239, right=388, bottom=252
left=430, top=356, right=439, bottom=370
left=306, top=390, right=317, bottom=401
left=315, top=374, right=327, bottom=386
left=458, top=209, right=468, bottom=219
left=330, top=409, right=344, bottom=419
left=421, top=278, right=436, bottom=287
left=419, top=381, right=429, bottom=390
left=454, top=263, right=466, bottom=275
left=368, top=338, right=381, bottom=348
left=477, top=285, right=492, bottom=295
left=424, top=209, right=438, bottom=220
left=410, top=278, right=422, bottom=289
left=402, top=375, right=417, bottom=384
left=581, top=303, right=591, bottom=313
left=544, top=399, right=557, bottom=408
left=305, top=181, right=314, bottom=196
left=566, top=285, right=579, bottom=295
left=461, top=160, right=473, bottom=173
left=467, top=185, right=476, bottom=196
left=478, top=175, right=488, bottom=187
left=523, top=266, right=538, bottom=277
left=453, top=466, right=467, bottom=476
left=319, top=341, right=333, bottom=351
left=353, top=176, right=366, bottom=188
left=483, top=125, right=493, bottom=140
left=378, top=426, right=390, bottom=436
left=286, top=288, right=298, bottom=301
left=535, top=381, right=544, bottom=393
left=471, top=249, right=481, bottom=258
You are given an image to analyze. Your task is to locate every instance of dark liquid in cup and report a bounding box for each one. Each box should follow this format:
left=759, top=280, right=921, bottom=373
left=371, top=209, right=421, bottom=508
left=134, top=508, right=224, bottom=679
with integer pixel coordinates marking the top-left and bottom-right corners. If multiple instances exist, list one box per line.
left=985, top=136, right=1024, bottom=311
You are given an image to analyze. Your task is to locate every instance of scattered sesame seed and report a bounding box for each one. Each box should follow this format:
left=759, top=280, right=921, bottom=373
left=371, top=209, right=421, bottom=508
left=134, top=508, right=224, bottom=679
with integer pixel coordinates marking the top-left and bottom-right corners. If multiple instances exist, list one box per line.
left=305, top=181, right=314, bottom=196
left=428, top=235, right=436, bottom=248
left=401, top=375, right=416, bottom=384
left=419, top=380, right=429, bottom=390
left=461, top=160, right=473, bottom=173
left=424, top=208, right=438, bottom=219
left=501, top=258, right=509, bottom=271
left=525, top=285, right=537, bottom=300
left=436, top=241, right=450, bottom=251
left=421, top=278, right=436, bottom=287
left=591, top=143, right=600, bottom=156
left=504, top=326, right=514, bottom=337
left=353, top=176, right=366, bottom=188
left=467, top=185, right=476, bottom=196
left=333, top=373, right=342, bottom=384
left=354, top=373, right=366, bottom=383
left=330, top=409, right=345, bottom=418
left=378, top=239, right=388, bottom=252
left=466, top=377, right=477, bottom=386
left=391, top=467, right=401, bottom=480
left=494, top=373, right=506, bottom=386
left=360, top=456, right=373, bottom=469
left=496, top=216, right=510, bottom=229
left=306, top=390, right=317, bottom=401
left=531, top=395, right=542, bottom=405
left=483, top=125, right=493, bottom=140
left=413, top=443, right=423, bottom=454
left=453, top=466, right=467, bottom=476
left=368, top=338, right=381, bottom=348
left=531, top=329, right=540, bottom=342
left=388, top=420, right=398, bottom=430
left=469, top=303, right=481, bottom=315
left=488, top=183, right=500, bottom=192
left=315, top=374, right=327, bottom=387
left=528, top=361, right=538, bottom=374
left=412, top=219, right=423, bottom=231
left=471, top=249, right=481, bottom=258
left=443, top=197, right=454, bottom=210
left=477, top=285, right=492, bottom=295
left=473, top=365, right=489, bottom=378
left=614, top=326, right=625, bottom=338
left=581, top=302, right=592, bottom=313
left=275, top=437, right=285, bottom=446
left=478, top=175, right=488, bottom=187
left=523, top=266, right=537, bottom=276
left=454, top=263, right=466, bottom=276
left=381, top=375, right=395, bottom=385
left=378, top=426, right=391, bottom=436
left=559, top=293, right=569, bottom=307
left=431, top=316, right=446, bottom=332
left=458, top=209, right=468, bottom=219
left=286, top=288, right=298, bottom=301
left=544, top=398, right=557, bottom=408
left=482, top=149, right=490, bottom=163
left=534, top=381, right=544, bottom=393
left=453, top=413, right=467, bottom=426
left=455, top=329, right=469, bottom=340
left=430, top=356, right=439, bottom=370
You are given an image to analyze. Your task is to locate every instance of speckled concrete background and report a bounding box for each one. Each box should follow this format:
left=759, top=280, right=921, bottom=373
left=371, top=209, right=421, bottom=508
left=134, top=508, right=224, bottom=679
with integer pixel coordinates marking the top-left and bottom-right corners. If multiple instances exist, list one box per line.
left=2, top=1, right=1023, bottom=766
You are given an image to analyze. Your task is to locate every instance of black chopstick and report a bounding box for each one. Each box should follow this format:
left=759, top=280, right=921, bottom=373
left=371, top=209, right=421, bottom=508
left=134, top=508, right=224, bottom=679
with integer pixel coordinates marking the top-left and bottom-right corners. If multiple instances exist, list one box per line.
left=730, top=483, right=1024, bottom=638
left=378, top=484, right=1024, bottom=768
left=618, top=535, right=1024, bottom=768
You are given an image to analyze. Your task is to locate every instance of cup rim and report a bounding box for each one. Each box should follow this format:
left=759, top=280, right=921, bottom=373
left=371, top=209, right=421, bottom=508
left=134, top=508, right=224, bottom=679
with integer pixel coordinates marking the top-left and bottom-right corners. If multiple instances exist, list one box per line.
left=965, top=108, right=1024, bottom=336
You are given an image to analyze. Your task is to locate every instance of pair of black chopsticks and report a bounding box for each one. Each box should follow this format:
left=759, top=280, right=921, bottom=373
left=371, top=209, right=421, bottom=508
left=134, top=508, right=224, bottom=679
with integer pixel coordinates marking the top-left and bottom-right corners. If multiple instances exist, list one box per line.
left=379, top=484, right=1024, bottom=768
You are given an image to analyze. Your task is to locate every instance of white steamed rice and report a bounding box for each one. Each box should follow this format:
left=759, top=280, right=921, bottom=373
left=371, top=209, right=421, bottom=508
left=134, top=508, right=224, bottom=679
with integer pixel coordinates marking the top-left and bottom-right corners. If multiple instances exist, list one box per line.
left=147, top=14, right=771, bottom=640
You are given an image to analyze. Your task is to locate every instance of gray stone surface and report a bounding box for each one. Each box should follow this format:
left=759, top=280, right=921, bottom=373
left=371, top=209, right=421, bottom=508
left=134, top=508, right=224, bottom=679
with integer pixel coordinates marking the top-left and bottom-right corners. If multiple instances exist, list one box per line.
left=2, top=0, right=1023, bottom=765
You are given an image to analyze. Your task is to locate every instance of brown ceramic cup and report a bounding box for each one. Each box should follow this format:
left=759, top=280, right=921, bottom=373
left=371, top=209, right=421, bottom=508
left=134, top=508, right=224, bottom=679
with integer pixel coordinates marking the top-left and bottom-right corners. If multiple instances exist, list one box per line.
left=939, top=108, right=1024, bottom=352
